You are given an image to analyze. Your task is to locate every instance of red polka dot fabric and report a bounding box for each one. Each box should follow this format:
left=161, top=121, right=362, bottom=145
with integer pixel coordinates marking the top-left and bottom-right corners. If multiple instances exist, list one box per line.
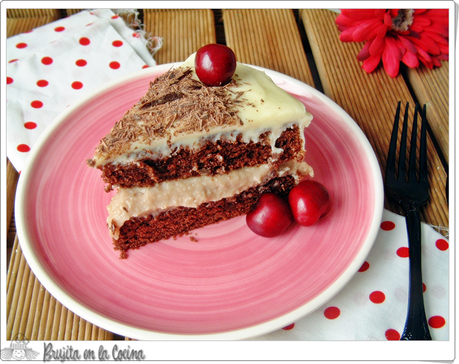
left=251, top=210, right=449, bottom=340
left=6, top=9, right=159, bottom=171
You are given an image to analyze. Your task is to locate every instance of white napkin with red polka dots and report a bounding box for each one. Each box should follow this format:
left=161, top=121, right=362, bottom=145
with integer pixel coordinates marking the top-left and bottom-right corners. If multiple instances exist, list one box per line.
left=6, top=9, right=159, bottom=172
left=251, top=209, right=449, bottom=341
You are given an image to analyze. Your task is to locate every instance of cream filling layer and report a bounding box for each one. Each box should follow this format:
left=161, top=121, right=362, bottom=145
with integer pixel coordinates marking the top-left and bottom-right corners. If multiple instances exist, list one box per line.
left=107, top=160, right=313, bottom=240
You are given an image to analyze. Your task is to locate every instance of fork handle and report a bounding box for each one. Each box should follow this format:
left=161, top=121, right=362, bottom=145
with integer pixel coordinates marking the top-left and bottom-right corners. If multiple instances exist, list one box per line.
left=400, top=206, right=432, bottom=340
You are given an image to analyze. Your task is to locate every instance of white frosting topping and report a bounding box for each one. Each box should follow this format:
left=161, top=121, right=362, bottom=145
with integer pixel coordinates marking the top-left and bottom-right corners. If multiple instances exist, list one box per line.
left=107, top=160, right=313, bottom=239
left=92, top=54, right=312, bottom=167
left=182, top=53, right=311, bottom=131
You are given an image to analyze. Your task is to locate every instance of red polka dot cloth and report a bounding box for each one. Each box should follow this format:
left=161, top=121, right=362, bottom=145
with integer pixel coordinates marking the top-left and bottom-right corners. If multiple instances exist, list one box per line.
left=251, top=210, right=449, bottom=341
left=6, top=9, right=160, bottom=172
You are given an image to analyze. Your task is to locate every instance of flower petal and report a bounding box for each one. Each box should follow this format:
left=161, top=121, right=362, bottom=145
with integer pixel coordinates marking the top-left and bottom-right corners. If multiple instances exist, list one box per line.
left=362, top=54, right=381, bottom=73
left=366, top=25, right=387, bottom=40
left=340, top=9, right=380, bottom=19
left=387, top=37, right=404, bottom=59
left=397, top=35, right=418, bottom=53
left=438, top=43, right=449, bottom=54
left=352, top=19, right=386, bottom=42
left=420, top=55, right=434, bottom=68
left=382, top=37, right=402, bottom=77
left=339, top=28, right=356, bottom=42
left=383, top=59, right=400, bottom=77
left=415, top=46, right=432, bottom=63
left=423, top=30, right=449, bottom=45
left=369, top=35, right=385, bottom=55
left=412, top=15, right=432, bottom=27
left=410, top=23, right=425, bottom=33
left=335, top=14, right=357, bottom=27
left=438, top=52, right=449, bottom=60
left=357, top=41, right=372, bottom=61
left=374, top=9, right=387, bottom=18
left=408, top=35, right=441, bottom=55
left=423, top=9, right=449, bottom=18
left=431, top=56, right=441, bottom=67
left=383, top=11, right=393, bottom=27
left=389, top=9, right=399, bottom=18
left=335, top=14, right=370, bottom=28
left=377, top=24, right=389, bottom=38
left=424, top=23, right=449, bottom=37
left=401, top=51, right=419, bottom=68
left=414, top=9, right=428, bottom=15
left=421, top=33, right=442, bottom=54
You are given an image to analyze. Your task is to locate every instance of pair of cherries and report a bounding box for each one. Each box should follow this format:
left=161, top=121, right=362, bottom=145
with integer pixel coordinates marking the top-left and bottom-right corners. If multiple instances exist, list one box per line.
left=246, top=180, right=332, bottom=238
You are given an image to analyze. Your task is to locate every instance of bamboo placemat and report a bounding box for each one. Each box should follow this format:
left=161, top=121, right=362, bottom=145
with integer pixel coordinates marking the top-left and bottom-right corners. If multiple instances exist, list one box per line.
left=406, top=61, right=449, bottom=164
left=6, top=9, right=61, bottom=18
left=6, top=160, right=18, bottom=240
left=143, top=9, right=216, bottom=64
left=300, top=9, right=448, bottom=232
left=6, top=160, right=18, bottom=272
left=223, top=9, right=315, bottom=87
left=65, top=9, right=83, bottom=16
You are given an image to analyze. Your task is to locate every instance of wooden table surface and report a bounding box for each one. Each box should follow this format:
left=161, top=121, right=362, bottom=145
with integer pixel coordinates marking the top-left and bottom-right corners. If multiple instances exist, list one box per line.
left=6, top=9, right=449, bottom=341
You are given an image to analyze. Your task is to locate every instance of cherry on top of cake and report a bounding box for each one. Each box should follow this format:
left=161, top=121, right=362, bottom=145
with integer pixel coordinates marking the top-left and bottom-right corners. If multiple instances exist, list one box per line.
left=87, top=46, right=311, bottom=168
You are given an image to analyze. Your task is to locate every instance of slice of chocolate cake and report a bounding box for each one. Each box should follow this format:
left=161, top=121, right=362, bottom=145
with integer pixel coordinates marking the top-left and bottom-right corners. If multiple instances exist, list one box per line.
left=87, top=52, right=313, bottom=258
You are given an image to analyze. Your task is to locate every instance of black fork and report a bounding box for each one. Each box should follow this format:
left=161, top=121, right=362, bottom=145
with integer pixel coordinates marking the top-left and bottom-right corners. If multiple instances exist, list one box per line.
left=385, top=101, right=431, bottom=340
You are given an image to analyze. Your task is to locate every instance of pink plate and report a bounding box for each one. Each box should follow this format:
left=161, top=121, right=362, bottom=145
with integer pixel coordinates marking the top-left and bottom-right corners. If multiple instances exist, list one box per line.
left=16, top=64, right=384, bottom=340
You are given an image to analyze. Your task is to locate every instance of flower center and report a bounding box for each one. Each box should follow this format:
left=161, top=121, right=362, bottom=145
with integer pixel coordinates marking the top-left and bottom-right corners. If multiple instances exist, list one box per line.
left=391, top=9, right=414, bottom=32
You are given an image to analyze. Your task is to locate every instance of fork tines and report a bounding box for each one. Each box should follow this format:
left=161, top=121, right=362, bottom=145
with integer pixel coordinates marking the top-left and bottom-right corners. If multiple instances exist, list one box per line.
left=386, top=101, right=428, bottom=184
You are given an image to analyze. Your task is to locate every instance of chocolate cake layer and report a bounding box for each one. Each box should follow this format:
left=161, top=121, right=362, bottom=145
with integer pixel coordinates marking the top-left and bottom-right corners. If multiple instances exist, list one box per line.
left=100, top=126, right=304, bottom=191
left=113, top=175, right=295, bottom=258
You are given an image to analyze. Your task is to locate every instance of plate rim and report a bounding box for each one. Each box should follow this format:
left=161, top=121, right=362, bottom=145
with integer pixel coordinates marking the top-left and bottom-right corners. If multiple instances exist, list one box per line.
left=15, top=62, right=384, bottom=340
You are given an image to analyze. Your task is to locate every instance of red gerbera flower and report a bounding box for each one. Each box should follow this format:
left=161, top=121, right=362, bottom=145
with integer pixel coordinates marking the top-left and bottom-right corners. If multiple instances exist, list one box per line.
left=335, top=9, right=449, bottom=77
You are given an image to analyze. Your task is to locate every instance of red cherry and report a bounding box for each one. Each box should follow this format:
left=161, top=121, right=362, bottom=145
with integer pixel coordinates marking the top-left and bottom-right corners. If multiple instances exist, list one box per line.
left=195, top=44, right=236, bottom=86
left=246, top=193, right=293, bottom=237
left=288, top=180, right=332, bottom=226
